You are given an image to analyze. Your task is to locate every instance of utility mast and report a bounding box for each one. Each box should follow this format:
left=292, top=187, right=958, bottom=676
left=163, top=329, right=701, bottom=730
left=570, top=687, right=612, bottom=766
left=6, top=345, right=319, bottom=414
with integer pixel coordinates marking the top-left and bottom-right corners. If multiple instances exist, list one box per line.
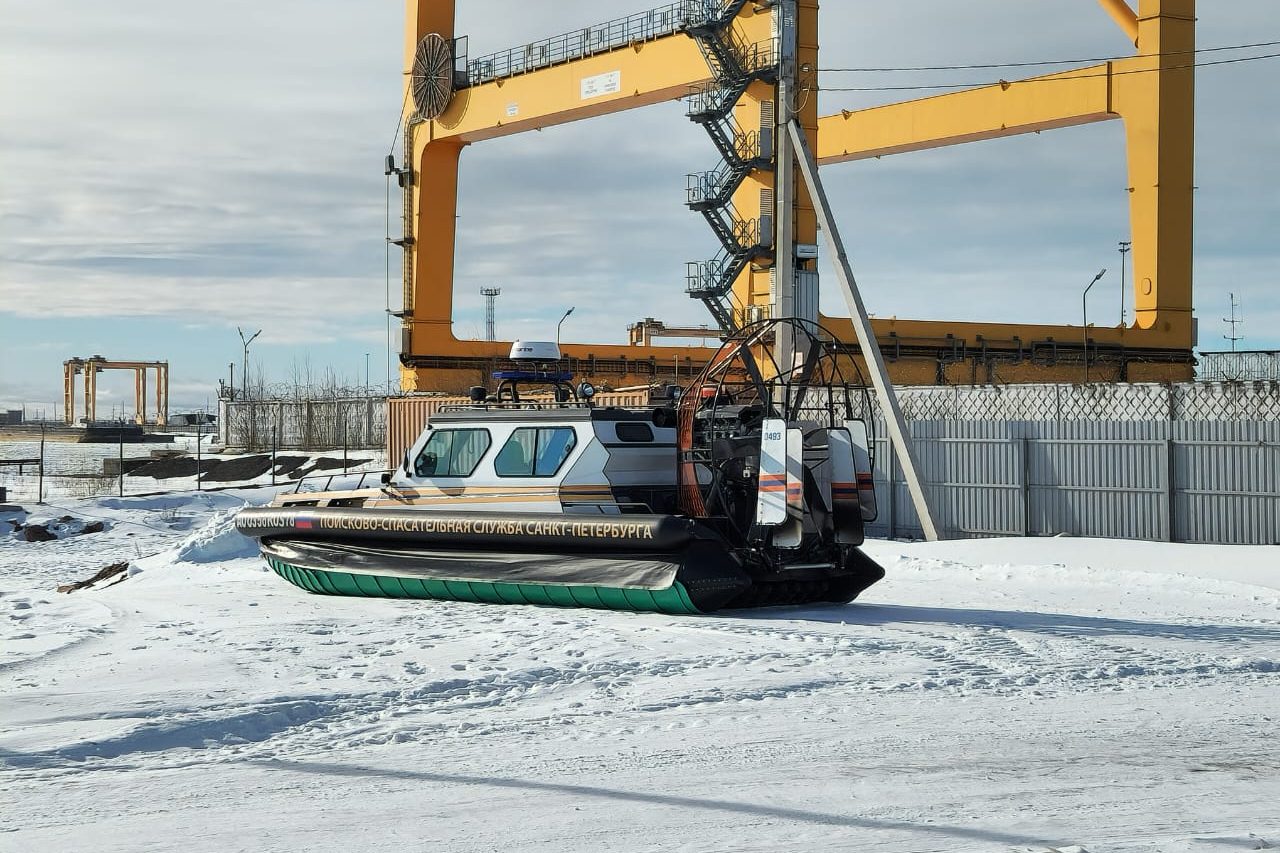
left=481, top=287, right=501, bottom=342
left=1223, top=292, right=1244, bottom=351
left=773, top=0, right=799, bottom=366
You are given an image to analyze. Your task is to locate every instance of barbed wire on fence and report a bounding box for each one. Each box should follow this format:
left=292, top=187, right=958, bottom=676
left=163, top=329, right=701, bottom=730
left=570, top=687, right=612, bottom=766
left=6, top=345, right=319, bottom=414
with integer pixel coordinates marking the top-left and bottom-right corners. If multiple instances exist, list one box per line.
left=222, top=397, right=386, bottom=452
left=226, top=383, right=389, bottom=402
left=850, top=381, right=1280, bottom=424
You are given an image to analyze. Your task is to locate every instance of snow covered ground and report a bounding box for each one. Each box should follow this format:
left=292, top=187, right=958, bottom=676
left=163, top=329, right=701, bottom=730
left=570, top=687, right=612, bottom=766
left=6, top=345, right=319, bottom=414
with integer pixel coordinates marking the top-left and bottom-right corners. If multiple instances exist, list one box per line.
left=1, top=492, right=1277, bottom=852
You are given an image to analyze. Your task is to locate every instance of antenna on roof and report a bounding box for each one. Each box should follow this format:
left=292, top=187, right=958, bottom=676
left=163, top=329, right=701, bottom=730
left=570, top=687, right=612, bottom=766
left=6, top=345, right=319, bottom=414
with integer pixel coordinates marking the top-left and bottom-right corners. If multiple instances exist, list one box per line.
left=1223, top=292, right=1244, bottom=352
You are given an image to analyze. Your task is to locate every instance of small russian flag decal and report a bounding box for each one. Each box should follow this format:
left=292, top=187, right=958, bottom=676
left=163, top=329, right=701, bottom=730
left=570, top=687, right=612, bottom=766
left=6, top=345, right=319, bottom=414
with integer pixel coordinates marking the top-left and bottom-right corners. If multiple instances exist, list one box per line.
left=295, top=514, right=315, bottom=530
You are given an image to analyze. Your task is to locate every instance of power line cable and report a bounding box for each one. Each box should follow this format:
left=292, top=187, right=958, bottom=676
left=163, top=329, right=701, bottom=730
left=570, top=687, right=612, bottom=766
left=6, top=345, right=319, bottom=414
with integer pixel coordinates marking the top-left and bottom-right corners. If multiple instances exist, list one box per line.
left=820, top=51, right=1280, bottom=93
left=387, top=80, right=413, bottom=156
left=818, top=39, right=1280, bottom=73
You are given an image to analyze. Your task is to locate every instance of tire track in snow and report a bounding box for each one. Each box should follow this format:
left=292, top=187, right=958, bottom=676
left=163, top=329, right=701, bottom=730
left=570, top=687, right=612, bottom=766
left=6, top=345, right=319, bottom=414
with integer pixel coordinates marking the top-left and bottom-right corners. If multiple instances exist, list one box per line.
left=15, top=616, right=1275, bottom=776
left=7, top=562, right=1277, bottom=778
left=0, top=593, right=116, bottom=675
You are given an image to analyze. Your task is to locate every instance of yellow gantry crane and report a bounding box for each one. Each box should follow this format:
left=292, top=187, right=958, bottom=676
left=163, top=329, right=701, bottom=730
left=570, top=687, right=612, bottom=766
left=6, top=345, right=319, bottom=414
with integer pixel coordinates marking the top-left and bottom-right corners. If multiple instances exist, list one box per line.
left=63, top=357, right=170, bottom=425
left=395, top=0, right=1194, bottom=391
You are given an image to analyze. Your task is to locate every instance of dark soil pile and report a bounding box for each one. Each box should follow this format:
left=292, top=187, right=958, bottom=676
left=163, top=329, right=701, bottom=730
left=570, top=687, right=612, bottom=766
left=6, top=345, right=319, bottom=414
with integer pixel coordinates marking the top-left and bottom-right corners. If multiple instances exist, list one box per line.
left=309, top=457, right=358, bottom=471
left=271, top=455, right=308, bottom=477
left=131, top=457, right=219, bottom=479
left=128, top=452, right=375, bottom=483
left=200, top=455, right=273, bottom=483
left=21, top=524, right=57, bottom=542
left=15, top=516, right=105, bottom=542
left=291, top=456, right=376, bottom=479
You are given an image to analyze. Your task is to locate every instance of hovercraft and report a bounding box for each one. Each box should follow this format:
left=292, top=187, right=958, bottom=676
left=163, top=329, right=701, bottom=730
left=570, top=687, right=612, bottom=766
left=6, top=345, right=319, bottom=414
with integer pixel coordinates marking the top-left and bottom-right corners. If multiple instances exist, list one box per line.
left=234, top=319, right=885, bottom=614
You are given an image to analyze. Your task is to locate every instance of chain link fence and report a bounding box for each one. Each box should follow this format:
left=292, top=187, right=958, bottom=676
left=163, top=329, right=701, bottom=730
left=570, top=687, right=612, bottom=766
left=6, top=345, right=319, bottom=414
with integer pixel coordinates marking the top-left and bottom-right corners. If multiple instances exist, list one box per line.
left=0, top=424, right=384, bottom=505
left=845, top=381, right=1280, bottom=423
left=220, top=397, right=386, bottom=452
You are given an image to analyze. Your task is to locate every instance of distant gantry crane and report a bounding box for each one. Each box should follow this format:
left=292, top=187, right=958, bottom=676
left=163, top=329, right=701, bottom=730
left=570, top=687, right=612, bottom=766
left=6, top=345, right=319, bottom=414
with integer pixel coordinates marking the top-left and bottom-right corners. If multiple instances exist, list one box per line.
left=63, top=357, right=169, bottom=426
left=393, top=0, right=1196, bottom=391
left=627, top=317, right=718, bottom=347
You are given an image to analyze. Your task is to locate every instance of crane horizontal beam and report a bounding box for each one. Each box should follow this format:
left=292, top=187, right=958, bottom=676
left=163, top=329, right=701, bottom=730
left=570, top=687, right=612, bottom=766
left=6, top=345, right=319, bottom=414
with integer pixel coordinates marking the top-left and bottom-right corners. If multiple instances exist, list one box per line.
left=431, top=43, right=1124, bottom=160
left=816, top=64, right=1116, bottom=165
left=426, top=34, right=711, bottom=144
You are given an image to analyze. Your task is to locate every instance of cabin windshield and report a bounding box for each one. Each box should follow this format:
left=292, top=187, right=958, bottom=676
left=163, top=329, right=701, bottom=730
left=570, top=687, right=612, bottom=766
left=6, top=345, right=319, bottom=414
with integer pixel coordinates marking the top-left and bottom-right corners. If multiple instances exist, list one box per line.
left=414, top=428, right=491, bottom=477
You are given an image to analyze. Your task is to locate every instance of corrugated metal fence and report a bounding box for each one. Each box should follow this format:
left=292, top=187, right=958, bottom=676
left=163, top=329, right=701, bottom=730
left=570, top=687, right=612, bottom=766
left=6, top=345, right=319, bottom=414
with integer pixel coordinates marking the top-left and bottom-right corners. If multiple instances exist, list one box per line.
left=869, top=420, right=1279, bottom=545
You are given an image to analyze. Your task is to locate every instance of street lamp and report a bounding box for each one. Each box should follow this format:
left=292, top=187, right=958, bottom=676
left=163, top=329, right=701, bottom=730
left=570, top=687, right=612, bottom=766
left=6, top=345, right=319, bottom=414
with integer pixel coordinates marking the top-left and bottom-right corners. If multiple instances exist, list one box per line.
left=1118, top=241, right=1131, bottom=325
left=556, top=307, right=575, bottom=348
left=1082, top=268, right=1107, bottom=382
left=237, top=327, right=262, bottom=400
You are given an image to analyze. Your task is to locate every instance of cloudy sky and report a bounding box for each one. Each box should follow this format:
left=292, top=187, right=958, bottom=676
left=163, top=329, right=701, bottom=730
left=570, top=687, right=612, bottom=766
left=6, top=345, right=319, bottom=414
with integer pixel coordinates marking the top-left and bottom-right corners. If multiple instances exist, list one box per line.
left=2, top=1, right=1276, bottom=413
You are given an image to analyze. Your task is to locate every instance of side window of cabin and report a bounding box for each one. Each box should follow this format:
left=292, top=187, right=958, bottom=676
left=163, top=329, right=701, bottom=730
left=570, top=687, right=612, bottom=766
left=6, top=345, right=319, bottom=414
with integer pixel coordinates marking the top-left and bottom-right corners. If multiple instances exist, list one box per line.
left=494, top=427, right=578, bottom=477
left=615, top=422, right=654, bottom=443
left=413, top=429, right=491, bottom=478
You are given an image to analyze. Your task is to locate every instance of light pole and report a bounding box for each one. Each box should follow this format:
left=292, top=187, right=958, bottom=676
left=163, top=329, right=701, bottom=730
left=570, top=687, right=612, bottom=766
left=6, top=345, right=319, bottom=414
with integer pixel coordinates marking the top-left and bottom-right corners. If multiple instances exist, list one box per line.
left=364, top=352, right=370, bottom=390
left=1082, top=268, right=1107, bottom=382
left=556, top=307, right=575, bottom=348
left=1118, top=241, right=1131, bottom=326
left=237, top=327, right=262, bottom=400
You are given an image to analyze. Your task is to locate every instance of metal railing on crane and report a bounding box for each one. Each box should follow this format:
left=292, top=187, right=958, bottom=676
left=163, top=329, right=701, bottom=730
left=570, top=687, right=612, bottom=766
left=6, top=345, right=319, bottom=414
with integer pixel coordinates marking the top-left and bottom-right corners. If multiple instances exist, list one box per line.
left=461, top=2, right=704, bottom=88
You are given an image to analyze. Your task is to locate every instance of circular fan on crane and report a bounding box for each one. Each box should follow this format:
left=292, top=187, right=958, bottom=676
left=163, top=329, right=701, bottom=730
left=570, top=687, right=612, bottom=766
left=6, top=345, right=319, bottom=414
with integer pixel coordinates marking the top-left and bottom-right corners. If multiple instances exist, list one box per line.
left=411, top=33, right=455, bottom=120
left=675, top=318, right=873, bottom=532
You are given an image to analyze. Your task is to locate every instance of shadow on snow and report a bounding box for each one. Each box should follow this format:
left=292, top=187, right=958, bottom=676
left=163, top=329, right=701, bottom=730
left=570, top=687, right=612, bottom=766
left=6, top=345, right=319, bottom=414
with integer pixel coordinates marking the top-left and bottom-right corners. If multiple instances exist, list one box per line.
left=737, top=602, right=1280, bottom=645
left=255, top=757, right=1066, bottom=848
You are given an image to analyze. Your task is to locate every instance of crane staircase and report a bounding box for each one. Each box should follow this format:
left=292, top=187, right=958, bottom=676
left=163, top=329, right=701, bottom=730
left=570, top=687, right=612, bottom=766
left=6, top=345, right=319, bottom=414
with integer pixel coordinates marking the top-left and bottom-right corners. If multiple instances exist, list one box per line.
left=681, top=0, right=779, bottom=332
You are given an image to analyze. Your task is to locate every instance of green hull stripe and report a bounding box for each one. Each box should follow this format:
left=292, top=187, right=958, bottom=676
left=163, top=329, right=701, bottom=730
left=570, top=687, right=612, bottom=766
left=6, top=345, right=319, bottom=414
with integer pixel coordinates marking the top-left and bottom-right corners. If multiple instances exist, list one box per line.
left=264, top=558, right=701, bottom=615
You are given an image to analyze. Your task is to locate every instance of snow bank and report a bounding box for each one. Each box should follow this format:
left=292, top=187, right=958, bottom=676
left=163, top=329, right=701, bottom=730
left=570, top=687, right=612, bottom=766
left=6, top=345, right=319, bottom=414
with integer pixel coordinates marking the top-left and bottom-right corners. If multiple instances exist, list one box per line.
left=171, top=509, right=258, bottom=564
left=96, top=495, right=199, bottom=511
left=125, top=506, right=259, bottom=579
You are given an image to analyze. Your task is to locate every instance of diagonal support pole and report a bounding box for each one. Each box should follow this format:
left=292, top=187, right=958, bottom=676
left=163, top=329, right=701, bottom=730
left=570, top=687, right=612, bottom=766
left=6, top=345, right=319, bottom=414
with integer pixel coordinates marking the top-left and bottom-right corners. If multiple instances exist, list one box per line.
left=786, top=119, right=940, bottom=541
